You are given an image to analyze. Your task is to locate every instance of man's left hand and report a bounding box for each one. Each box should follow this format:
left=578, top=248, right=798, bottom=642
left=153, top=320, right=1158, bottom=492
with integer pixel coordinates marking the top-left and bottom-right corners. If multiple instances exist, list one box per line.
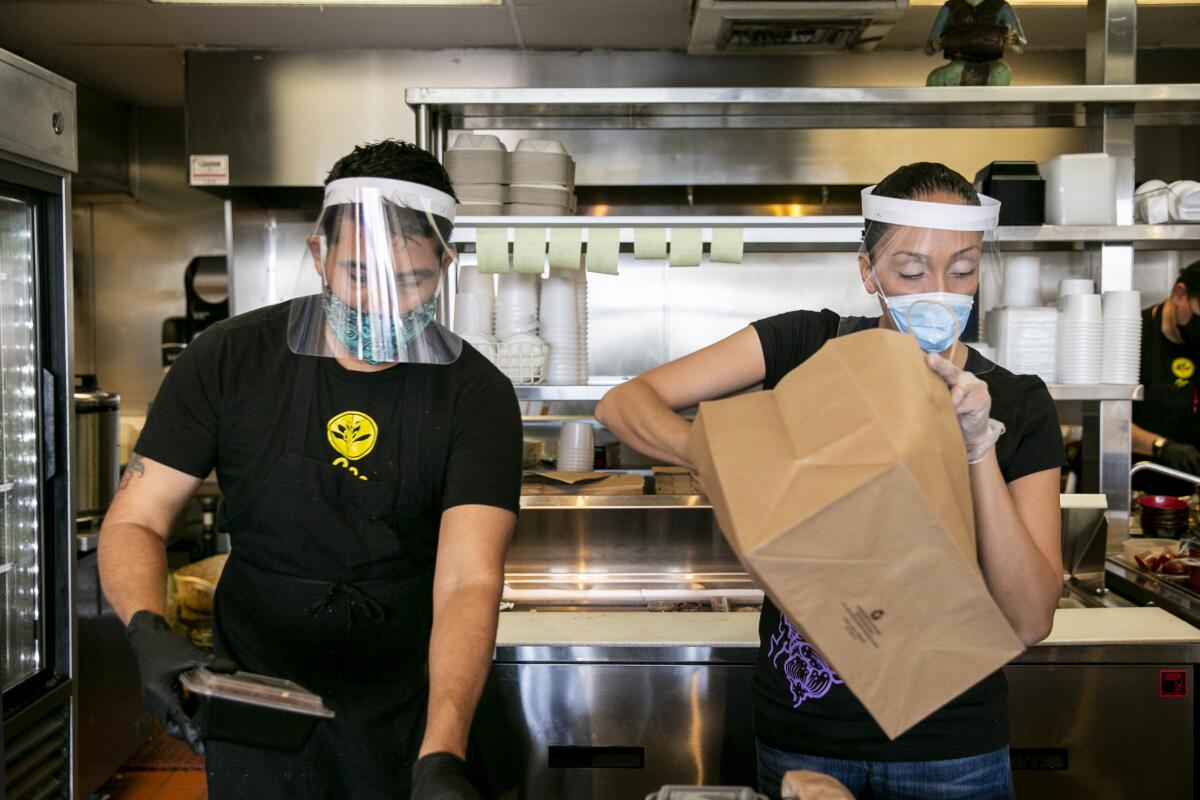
left=411, top=752, right=481, bottom=800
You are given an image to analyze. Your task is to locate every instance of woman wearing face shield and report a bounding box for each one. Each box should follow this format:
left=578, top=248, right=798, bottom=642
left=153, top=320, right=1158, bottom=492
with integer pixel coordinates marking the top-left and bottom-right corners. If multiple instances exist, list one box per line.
left=596, top=163, right=1065, bottom=800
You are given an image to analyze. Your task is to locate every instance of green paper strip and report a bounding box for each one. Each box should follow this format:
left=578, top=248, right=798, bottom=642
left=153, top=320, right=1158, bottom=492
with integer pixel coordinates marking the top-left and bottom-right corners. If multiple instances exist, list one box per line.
left=475, top=228, right=510, bottom=274
left=513, top=227, right=547, bottom=274
left=548, top=227, right=583, bottom=271
left=669, top=228, right=702, bottom=267
left=585, top=228, right=620, bottom=275
left=710, top=227, right=744, bottom=264
left=633, top=227, right=667, bottom=260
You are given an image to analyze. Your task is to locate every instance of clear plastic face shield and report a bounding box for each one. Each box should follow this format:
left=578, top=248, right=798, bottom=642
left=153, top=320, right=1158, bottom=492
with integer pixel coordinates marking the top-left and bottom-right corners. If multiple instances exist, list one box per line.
left=288, top=178, right=463, bottom=366
left=857, top=186, right=1002, bottom=358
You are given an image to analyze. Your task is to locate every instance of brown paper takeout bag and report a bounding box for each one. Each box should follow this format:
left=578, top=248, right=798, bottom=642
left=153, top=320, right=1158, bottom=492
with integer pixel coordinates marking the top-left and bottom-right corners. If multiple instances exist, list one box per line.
left=688, top=328, right=1023, bottom=739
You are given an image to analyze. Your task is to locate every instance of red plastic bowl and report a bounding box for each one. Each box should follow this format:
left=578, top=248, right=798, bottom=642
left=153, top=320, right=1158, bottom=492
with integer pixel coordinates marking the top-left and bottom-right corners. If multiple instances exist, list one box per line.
left=1139, top=495, right=1190, bottom=511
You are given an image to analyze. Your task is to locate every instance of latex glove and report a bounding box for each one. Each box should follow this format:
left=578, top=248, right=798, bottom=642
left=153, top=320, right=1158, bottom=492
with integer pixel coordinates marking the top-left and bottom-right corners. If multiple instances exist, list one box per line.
left=411, top=752, right=481, bottom=800
left=125, top=610, right=238, bottom=754
left=925, top=354, right=1005, bottom=464
left=1158, top=440, right=1200, bottom=476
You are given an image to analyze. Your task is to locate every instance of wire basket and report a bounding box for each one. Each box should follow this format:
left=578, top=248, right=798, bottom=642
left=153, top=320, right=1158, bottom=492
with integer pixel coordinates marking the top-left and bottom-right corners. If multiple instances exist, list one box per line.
left=497, top=334, right=550, bottom=385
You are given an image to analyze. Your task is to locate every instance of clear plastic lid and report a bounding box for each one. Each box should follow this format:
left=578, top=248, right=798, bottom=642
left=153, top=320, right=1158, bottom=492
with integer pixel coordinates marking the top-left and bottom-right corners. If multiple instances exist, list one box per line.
left=181, top=668, right=335, bottom=718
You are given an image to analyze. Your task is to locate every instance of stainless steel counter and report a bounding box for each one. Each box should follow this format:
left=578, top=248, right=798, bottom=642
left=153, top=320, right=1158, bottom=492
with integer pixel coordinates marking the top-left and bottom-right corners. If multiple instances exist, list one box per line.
left=491, top=607, right=1199, bottom=800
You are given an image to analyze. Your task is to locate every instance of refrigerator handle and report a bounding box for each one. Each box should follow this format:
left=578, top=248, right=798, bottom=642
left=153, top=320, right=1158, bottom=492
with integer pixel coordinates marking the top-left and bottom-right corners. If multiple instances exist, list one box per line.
left=43, top=368, right=56, bottom=480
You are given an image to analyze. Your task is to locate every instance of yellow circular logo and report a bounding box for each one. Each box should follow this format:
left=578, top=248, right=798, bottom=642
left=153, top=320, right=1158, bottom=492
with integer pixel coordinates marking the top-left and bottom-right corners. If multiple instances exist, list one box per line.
left=326, top=411, right=378, bottom=461
left=1173, top=358, right=1195, bottom=380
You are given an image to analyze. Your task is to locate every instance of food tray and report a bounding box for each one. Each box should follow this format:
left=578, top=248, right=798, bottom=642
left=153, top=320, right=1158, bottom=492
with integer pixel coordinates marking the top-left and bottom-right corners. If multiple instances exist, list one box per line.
left=181, top=667, right=334, bottom=753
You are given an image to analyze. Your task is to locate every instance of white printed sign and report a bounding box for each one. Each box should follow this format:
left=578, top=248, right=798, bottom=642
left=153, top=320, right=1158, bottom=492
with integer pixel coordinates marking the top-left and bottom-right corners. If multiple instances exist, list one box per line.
left=189, top=155, right=229, bottom=186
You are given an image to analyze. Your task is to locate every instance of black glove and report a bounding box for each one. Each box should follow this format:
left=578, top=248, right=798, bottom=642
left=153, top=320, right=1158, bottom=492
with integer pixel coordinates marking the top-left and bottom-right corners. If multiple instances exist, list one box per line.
left=126, top=610, right=238, bottom=754
left=1158, top=440, right=1200, bottom=476
left=411, top=752, right=481, bottom=800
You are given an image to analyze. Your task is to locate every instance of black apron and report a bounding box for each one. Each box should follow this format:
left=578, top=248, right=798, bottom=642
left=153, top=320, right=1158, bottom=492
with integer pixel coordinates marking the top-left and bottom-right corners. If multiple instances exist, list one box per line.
left=206, top=357, right=434, bottom=799
left=1133, top=304, right=1200, bottom=495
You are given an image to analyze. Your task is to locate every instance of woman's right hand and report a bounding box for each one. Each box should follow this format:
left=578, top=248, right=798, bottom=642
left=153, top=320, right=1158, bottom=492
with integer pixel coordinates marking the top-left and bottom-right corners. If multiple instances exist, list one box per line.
left=595, top=326, right=767, bottom=468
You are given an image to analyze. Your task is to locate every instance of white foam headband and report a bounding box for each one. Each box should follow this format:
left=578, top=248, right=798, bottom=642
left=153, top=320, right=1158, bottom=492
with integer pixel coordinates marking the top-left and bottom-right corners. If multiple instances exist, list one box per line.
left=861, top=186, right=1000, bottom=232
left=323, top=177, right=457, bottom=223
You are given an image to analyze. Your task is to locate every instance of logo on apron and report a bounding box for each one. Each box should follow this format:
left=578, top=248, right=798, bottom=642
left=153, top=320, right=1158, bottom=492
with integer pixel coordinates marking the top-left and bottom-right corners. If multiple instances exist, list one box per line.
left=1173, top=357, right=1195, bottom=388
left=327, top=411, right=378, bottom=479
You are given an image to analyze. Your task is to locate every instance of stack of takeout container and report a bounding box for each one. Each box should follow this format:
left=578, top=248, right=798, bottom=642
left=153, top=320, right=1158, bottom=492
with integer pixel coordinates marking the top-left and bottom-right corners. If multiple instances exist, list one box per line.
left=986, top=256, right=1056, bottom=383
left=1057, top=293, right=1103, bottom=384
left=986, top=307, right=1057, bottom=385
left=444, top=134, right=508, bottom=217
left=508, top=139, right=576, bottom=216
left=1102, top=290, right=1142, bottom=385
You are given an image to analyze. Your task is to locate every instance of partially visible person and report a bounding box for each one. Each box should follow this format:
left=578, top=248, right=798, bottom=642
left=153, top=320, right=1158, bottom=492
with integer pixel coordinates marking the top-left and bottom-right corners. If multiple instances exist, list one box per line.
left=1132, top=260, right=1200, bottom=495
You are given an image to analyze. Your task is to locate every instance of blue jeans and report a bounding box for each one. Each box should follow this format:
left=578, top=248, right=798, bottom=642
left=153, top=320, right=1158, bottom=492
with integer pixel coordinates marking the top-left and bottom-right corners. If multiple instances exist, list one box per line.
left=756, top=739, right=1013, bottom=800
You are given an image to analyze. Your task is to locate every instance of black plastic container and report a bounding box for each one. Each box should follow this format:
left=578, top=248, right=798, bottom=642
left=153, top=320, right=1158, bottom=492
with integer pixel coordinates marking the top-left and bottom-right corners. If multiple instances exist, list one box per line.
left=974, top=162, right=1045, bottom=225
left=181, top=668, right=335, bottom=752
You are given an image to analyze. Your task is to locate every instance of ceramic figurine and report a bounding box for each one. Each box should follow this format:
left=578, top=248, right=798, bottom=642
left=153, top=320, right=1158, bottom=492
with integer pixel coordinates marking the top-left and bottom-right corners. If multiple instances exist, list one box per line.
left=924, top=0, right=1027, bottom=87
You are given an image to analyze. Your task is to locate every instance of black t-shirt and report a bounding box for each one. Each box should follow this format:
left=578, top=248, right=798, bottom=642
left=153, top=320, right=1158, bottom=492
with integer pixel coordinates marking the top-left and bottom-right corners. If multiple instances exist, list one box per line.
left=750, top=309, right=1066, bottom=762
left=136, top=301, right=522, bottom=565
left=1133, top=304, right=1200, bottom=493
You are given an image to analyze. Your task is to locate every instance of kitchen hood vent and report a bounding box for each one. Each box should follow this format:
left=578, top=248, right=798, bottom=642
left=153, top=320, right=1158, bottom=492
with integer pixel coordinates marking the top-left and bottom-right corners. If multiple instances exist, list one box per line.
left=689, top=0, right=909, bottom=54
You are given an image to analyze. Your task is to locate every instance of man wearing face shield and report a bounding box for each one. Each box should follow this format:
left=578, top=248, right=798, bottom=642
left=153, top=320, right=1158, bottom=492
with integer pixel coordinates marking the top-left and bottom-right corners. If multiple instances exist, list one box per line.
left=597, top=163, right=1065, bottom=799
left=99, top=140, right=522, bottom=799
left=1132, top=260, right=1200, bottom=492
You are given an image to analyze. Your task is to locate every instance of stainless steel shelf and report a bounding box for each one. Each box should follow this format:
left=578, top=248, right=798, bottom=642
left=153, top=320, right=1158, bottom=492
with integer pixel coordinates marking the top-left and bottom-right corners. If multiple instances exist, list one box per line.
left=0, top=482, right=13, bottom=494
left=520, top=494, right=711, bottom=510
left=1046, top=384, right=1144, bottom=401
left=452, top=218, right=1200, bottom=249
left=408, top=85, right=1200, bottom=130
left=516, top=384, right=616, bottom=402
left=518, top=384, right=1142, bottom=403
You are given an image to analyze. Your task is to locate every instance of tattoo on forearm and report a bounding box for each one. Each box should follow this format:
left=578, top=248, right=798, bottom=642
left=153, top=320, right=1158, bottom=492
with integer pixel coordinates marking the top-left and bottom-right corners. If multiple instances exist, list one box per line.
left=119, top=453, right=145, bottom=491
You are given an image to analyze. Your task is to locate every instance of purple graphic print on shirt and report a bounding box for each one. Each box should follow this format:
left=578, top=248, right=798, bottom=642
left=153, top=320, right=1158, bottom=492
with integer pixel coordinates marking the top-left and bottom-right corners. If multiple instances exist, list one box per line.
left=768, top=615, right=844, bottom=708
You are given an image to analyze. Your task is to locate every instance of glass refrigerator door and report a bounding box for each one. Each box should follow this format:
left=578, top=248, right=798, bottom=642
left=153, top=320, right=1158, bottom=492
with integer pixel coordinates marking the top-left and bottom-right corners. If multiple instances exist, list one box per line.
left=0, top=191, right=42, bottom=691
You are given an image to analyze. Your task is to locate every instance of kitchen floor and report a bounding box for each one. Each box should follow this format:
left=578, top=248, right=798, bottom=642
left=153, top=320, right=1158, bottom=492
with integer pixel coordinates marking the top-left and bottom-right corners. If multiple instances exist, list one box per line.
left=92, top=725, right=207, bottom=800
left=94, top=770, right=206, bottom=800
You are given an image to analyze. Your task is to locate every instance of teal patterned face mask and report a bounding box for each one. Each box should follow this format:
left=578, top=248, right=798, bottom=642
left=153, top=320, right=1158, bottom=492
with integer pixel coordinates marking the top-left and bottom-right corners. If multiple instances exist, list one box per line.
left=322, top=291, right=437, bottom=365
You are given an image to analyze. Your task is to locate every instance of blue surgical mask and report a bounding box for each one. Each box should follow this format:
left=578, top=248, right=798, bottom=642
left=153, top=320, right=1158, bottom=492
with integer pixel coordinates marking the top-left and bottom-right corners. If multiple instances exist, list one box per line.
left=322, top=291, right=437, bottom=365
left=880, top=290, right=975, bottom=354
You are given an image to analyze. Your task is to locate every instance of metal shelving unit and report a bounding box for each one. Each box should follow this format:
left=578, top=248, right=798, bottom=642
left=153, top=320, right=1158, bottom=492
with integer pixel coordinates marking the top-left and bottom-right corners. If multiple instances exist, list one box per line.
left=411, top=2, right=1189, bottom=536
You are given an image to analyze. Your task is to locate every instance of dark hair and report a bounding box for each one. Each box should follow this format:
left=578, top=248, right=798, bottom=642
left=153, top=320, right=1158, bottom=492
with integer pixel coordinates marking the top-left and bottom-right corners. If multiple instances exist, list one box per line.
left=325, top=139, right=456, bottom=197
left=863, top=162, right=980, bottom=256
left=1177, top=259, right=1200, bottom=298
left=322, top=139, right=456, bottom=251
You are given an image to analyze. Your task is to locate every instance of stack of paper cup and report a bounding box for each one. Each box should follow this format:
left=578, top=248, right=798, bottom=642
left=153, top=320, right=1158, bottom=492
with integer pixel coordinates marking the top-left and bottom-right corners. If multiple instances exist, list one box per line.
left=1057, top=278, right=1095, bottom=311
left=1102, top=290, right=1142, bottom=384
left=494, top=272, right=539, bottom=340
left=1002, top=256, right=1042, bottom=308
left=452, top=265, right=495, bottom=337
left=540, top=270, right=581, bottom=385
left=574, top=270, right=589, bottom=383
left=1057, top=293, right=1103, bottom=384
left=557, top=421, right=594, bottom=471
